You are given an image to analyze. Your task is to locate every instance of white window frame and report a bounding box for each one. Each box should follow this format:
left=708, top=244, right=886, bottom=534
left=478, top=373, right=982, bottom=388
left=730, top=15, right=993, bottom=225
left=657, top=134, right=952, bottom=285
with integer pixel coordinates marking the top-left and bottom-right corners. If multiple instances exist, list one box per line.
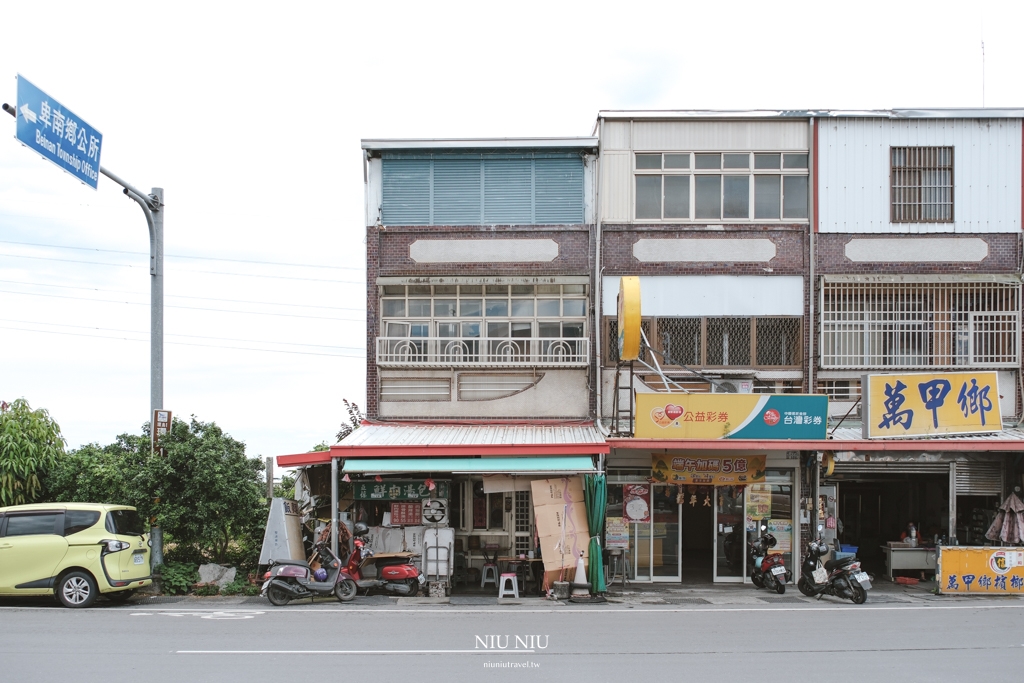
left=633, top=152, right=809, bottom=223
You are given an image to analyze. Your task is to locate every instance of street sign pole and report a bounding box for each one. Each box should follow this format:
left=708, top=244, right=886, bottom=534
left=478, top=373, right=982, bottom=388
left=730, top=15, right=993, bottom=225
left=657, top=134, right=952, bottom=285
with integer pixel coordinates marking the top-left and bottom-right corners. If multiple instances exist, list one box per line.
left=4, top=88, right=166, bottom=571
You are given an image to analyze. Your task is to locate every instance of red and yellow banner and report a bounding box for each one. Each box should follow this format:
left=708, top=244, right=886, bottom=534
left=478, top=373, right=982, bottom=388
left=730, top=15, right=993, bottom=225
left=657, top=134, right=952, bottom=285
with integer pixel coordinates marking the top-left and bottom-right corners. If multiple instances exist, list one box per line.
left=652, top=454, right=766, bottom=485
left=938, top=547, right=1024, bottom=594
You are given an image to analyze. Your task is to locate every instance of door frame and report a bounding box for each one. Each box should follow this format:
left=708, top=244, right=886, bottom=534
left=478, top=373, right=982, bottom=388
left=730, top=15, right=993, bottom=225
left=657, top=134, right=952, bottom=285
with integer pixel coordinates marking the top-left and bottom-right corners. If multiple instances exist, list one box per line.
left=713, top=485, right=746, bottom=583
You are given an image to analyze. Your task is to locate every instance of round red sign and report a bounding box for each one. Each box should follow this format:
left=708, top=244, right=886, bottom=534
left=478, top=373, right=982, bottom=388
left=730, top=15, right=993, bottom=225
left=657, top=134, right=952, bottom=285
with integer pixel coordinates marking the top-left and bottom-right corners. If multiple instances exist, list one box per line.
left=763, top=409, right=780, bottom=426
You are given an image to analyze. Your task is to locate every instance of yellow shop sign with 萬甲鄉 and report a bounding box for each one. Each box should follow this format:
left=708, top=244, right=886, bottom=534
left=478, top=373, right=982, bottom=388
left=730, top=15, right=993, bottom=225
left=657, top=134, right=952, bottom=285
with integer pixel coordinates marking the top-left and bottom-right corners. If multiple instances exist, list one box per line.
left=863, top=371, right=1002, bottom=439
left=938, top=547, right=1024, bottom=594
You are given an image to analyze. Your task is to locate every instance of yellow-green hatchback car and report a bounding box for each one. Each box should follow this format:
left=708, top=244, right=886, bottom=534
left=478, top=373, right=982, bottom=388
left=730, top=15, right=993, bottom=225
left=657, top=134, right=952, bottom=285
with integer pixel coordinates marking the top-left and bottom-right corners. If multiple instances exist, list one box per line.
left=0, top=503, right=152, bottom=607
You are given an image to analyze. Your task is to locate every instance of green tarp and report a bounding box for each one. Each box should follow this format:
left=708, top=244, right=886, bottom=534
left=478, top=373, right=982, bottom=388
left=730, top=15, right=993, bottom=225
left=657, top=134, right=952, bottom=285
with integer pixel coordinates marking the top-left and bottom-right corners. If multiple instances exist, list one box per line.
left=584, top=473, right=607, bottom=594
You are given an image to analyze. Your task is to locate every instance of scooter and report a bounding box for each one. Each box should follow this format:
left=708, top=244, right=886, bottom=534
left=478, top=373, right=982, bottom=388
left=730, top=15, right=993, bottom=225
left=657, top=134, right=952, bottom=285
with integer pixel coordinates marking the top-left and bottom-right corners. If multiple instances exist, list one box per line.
left=748, top=525, right=791, bottom=594
left=344, top=522, right=425, bottom=597
left=261, top=541, right=357, bottom=606
left=796, top=531, right=871, bottom=604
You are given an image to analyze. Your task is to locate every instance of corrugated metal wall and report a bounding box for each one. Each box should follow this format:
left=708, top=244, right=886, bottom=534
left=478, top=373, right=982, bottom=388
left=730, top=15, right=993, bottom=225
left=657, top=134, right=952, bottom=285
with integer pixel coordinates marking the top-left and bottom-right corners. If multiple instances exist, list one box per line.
left=818, top=118, right=1023, bottom=233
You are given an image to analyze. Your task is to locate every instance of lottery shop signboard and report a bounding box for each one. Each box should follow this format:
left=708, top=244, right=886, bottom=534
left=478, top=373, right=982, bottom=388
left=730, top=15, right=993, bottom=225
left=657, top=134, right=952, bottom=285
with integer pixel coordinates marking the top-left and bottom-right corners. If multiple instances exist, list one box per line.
left=634, top=394, right=828, bottom=440
left=938, top=547, right=1024, bottom=595
left=863, top=371, right=1002, bottom=439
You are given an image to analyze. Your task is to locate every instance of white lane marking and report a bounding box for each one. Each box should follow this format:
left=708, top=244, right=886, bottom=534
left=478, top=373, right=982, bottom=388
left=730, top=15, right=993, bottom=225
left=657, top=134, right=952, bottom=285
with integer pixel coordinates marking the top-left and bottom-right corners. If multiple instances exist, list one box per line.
left=179, top=649, right=535, bottom=655
left=160, top=611, right=264, bottom=620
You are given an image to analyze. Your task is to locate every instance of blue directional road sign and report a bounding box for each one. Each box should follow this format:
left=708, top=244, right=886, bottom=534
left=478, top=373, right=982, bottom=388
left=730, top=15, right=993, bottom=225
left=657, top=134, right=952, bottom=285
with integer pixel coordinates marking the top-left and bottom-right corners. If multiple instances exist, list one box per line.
left=15, top=75, right=103, bottom=189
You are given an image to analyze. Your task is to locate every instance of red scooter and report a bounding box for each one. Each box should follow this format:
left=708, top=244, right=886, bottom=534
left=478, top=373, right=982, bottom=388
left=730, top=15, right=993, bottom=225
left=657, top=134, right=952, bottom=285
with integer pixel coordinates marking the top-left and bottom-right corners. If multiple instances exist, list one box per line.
left=748, top=525, right=791, bottom=594
left=338, top=522, right=425, bottom=598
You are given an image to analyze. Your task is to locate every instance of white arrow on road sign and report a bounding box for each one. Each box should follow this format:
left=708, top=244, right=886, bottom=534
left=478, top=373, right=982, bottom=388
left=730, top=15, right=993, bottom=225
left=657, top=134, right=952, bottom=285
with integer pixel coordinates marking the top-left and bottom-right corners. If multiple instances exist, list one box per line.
left=19, top=102, right=36, bottom=124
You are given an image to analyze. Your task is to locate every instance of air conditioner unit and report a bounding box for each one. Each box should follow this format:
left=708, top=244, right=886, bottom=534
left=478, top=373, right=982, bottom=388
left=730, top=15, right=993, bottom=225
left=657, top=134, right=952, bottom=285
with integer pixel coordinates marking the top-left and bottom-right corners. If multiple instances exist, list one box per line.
left=421, top=498, right=449, bottom=526
left=711, top=379, right=753, bottom=394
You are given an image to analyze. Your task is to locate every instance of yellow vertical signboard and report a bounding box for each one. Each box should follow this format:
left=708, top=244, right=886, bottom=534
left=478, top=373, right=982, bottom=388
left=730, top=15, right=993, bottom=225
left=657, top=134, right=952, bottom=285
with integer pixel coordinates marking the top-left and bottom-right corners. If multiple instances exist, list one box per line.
left=862, top=371, right=1002, bottom=439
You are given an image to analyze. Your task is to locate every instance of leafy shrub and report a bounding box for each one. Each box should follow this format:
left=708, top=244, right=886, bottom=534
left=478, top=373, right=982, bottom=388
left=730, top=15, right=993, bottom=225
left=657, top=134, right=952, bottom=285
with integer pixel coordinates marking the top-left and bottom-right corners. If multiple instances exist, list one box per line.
left=158, top=562, right=198, bottom=595
left=219, top=577, right=248, bottom=596
left=193, top=583, right=220, bottom=596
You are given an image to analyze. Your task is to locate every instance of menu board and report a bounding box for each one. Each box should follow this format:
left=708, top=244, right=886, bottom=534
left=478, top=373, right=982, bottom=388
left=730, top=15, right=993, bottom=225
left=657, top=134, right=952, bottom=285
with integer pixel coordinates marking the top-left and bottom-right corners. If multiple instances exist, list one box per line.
left=606, top=516, right=629, bottom=549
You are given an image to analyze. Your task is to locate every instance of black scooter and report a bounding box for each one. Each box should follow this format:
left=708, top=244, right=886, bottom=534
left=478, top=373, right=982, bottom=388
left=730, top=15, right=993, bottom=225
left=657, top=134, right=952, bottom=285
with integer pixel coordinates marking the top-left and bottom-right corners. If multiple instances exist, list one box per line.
left=261, top=541, right=357, bottom=606
left=796, top=529, right=871, bottom=604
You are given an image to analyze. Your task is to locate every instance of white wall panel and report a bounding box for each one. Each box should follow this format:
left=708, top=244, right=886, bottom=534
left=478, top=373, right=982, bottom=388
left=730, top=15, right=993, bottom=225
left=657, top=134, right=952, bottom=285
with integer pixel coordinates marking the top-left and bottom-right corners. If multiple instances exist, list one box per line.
left=602, top=121, right=631, bottom=150
left=819, top=118, right=1022, bottom=233
left=631, top=121, right=808, bottom=151
left=602, top=275, right=804, bottom=316
left=600, top=152, right=632, bottom=222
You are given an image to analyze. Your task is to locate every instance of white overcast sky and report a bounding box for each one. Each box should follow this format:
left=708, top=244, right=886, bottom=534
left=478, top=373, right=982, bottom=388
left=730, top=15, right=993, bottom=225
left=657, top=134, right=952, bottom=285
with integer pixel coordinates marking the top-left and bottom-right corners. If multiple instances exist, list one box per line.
left=1, top=0, right=1021, bottom=461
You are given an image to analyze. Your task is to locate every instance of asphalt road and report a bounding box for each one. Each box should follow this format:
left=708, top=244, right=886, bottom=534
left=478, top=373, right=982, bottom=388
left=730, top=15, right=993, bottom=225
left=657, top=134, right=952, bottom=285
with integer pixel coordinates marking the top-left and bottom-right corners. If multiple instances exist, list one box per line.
left=1, top=597, right=1022, bottom=682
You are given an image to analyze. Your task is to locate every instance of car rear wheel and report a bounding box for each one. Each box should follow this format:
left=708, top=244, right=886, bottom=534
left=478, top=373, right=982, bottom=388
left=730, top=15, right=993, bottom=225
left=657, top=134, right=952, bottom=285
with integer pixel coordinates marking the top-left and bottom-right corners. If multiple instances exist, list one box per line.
left=57, top=571, right=98, bottom=608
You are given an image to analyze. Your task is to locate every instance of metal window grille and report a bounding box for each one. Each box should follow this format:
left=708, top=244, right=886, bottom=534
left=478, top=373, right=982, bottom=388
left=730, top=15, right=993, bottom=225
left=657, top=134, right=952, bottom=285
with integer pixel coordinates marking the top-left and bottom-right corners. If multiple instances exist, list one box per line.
left=821, top=280, right=1020, bottom=368
left=514, top=491, right=532, bottom=555
left=891, top=147, right=953, bottom=223
left=755, top=317, right=801, bottom=366
left=606, top=318, right=650, bottom=364
left=816, top=380, right=862, bottom=401
left=656, top=317, right=702, bottom=366
left=706, top=318, right=751, bottom=366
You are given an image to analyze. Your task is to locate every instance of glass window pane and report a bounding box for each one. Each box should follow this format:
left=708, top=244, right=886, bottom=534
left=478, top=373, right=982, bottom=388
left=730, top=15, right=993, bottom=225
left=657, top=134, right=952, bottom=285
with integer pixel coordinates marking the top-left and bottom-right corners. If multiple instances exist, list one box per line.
left=783, top=153, right=808, bottom=169
left=485, top=285, right=508, bottom=295
left=754, top=153, right=781, bottom=170
left=511, top=322, right=532, bottom=337
left=663, top=175, right=690, bottom=219
left=487, top=322, right=509, bottom=337
left=408, top=299, right=431, bottom=316
left=563, top=285, right=585, bottom=294
left=538, top=322, right=561, bottom=337
left=383, top=285, right=405, bottom=295
left=723, top=154, right=749, bottom=169
left=386, top=322, right=409, bottom=336
left=409, top=285, right=431, bottom=295
left=461, top=322, right=480, bottom=338
left=410, top=324, right=429, bottom=337
left=723, top=176, right=749, bottom=219
left=695, top=175, right=721, bottom=219
left=511, top=299, right=534, bottom=316
left=537, top=285, right=560, bottom=294
left=437, top=322, right=458, bottom=337
left=695, top=153, right=721, bottom=169
left=485, top=299, right=508, bottom=316
left=382, top=299, right=405, bottom=317
left=754, top=175, right=781, bottom=219
left=563, top=299, right=586, bottom=316
left=635, top=153, right=661, bottom=169
left=563, top=322, right=584, bottom=338
left=460, top=299, right=482, bottom=317
left=434, top=299, right=457, bottom=317
left=783, top=176, right=809, bottom=219
left=5, top=514, right=59, bottom=536
left=537, top=299, right=560, bottom=316
left=434, top=285, right=457, bottom=295
left=511, top=285, right=534, bottom=296
left=664, top=154, right=690, bottom=169
left=635, top=175, right=662, bottom=219
left=459, top=285, right=482, bottom=295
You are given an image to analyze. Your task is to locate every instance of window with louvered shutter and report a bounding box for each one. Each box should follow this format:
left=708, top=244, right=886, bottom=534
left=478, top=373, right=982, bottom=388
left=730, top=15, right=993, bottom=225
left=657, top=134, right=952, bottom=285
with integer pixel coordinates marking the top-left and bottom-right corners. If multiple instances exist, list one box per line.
left=382, top=159, right=430, bottom=225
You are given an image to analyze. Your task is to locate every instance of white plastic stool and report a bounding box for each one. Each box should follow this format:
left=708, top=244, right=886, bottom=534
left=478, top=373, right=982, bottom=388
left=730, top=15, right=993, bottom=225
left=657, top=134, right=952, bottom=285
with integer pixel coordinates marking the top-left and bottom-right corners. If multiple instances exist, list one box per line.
left=498, top=572, right=519, bottom=599
left=480, top=563, right=498, bottom=588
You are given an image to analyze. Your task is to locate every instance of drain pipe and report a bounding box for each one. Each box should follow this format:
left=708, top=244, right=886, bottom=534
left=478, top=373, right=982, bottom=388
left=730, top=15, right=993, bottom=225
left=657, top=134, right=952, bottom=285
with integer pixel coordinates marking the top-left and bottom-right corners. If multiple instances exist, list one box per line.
left=593, top=120, right=608, bottom=435
left=808, top=115, right=817, bottom=395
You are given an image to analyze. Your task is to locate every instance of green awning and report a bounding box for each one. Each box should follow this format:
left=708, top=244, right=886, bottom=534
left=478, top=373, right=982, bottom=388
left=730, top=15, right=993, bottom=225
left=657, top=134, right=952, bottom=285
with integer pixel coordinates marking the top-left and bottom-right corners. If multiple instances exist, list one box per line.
left=341, top=456, right=595, bottom=475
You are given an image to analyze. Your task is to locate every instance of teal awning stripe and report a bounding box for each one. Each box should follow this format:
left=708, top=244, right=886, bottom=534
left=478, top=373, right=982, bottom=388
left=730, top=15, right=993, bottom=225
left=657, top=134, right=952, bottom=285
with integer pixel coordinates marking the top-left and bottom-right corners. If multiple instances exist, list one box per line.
left=341, top=456, right=595, bottom=474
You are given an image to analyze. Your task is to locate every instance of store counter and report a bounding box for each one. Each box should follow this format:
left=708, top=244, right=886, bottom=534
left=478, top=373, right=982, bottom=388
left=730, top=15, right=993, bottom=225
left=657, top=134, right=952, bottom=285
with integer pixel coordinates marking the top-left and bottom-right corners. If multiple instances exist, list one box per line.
left=880, top=545, right=937, bottom=581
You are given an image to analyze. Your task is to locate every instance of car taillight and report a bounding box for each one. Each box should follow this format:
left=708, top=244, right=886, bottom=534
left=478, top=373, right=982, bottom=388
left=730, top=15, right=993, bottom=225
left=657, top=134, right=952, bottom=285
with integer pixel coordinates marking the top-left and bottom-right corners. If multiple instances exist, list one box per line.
left=101, top=540, right=131, bottom=552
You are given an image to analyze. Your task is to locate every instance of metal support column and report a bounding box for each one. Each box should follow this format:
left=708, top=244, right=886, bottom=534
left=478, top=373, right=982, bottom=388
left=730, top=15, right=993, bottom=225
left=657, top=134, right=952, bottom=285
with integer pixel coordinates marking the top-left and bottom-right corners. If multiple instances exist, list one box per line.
left=949, top=461, right=957, bottom=542
left=331, top=457, right=339, bottom=559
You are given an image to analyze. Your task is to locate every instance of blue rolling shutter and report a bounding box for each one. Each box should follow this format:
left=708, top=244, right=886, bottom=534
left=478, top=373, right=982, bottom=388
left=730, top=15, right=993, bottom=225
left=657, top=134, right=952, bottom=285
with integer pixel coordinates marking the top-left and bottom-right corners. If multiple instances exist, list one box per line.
left=483, top=158, right=533, bottom=224
left=433, top=158, right=482, bottom=225
left=535, top=157, right=584, bottom=224
left=381, top=159, right=430, bottom=225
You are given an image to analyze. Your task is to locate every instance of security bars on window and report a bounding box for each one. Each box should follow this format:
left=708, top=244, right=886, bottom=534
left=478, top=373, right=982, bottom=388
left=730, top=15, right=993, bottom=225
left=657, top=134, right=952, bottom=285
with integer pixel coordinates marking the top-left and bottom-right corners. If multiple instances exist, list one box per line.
left=891, top=147, right=953, bottom=223
left=820, top=281, right=1019, bottom=368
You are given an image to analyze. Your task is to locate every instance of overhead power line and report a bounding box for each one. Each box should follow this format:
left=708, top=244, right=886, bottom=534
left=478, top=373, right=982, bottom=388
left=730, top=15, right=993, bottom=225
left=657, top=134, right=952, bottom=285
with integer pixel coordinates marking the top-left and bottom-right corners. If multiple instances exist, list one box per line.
left=0, top=279, right=366, bottom=312
left=0, top=238, right=362, bottom=271
left=0, top=289, right=364, bottom=321
left=1, top=325, right=366, bottom=358
left=0, top=252, right=362, bottom=284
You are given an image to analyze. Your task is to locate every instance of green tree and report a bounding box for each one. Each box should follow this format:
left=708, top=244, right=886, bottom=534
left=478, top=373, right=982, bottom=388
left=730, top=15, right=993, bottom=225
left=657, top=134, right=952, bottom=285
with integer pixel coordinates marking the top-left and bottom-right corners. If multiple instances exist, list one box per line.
left=149, top=416, right=266, bottom=563
left=0, top=399, right=66, bottom=506
left=44, top=433, right=149, bottom=508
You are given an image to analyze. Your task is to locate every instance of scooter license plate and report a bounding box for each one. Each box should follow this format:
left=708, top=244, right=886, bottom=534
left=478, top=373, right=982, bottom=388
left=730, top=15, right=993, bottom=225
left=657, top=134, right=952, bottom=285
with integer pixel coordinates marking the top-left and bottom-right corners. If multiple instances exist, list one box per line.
left=770, top=565, right=786, bottom=576
left=812, top=568, right=828, bottom=584
left=854, top=572, right=871, bottom=588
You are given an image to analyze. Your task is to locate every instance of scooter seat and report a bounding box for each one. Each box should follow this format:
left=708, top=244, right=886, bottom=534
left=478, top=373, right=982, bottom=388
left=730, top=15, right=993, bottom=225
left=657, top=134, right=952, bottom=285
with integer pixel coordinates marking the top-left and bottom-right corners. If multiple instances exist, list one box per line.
left=270, top=559, right=311, bottom=568
left=824, top=557, right=855, bottom=571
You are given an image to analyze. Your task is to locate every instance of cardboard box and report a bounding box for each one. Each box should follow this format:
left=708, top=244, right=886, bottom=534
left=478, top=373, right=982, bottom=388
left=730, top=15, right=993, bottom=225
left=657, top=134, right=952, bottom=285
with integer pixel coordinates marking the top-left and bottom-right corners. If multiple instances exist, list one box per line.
left=531, top=476, right=585, bottom=507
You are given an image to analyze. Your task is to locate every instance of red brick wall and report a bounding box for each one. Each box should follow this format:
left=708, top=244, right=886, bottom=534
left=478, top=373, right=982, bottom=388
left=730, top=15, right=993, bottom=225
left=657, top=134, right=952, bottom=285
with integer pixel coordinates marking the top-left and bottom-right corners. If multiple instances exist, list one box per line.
left=815, top=233, right=1021, bottom=274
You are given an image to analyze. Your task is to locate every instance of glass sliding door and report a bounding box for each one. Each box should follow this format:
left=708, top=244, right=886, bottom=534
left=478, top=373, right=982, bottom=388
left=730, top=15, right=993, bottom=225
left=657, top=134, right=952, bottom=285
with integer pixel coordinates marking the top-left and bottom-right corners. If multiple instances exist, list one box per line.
left=714, top=486, right=745, bottom=582
left=652, top=485, right=681, bottom=581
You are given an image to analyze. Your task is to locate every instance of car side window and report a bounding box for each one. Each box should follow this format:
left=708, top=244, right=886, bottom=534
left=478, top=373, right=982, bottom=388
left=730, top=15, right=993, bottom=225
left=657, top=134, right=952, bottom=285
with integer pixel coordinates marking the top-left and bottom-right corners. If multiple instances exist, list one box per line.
left=64, top=510, right=101, bottom=536
left=5, top=513, right=62, bottom=537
